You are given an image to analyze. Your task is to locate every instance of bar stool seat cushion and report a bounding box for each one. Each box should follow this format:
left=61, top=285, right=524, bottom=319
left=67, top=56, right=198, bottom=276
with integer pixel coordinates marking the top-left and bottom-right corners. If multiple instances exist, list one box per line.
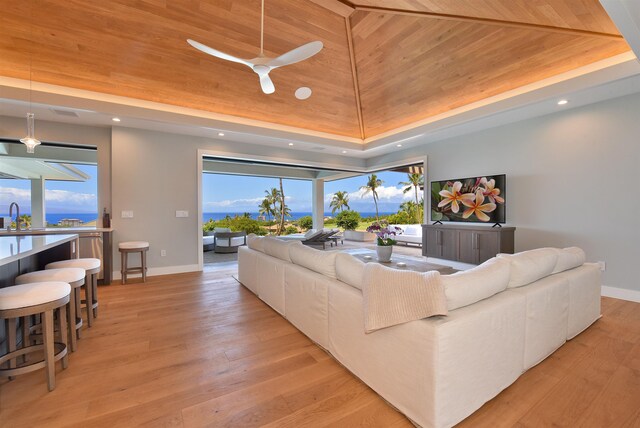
left=0, top=282, right=71, bottom=310
left=119, top=241, right=150, bottom=250
left=46, top=258, right=101, bottom=271
left=15, top=268, right=86, bottom=285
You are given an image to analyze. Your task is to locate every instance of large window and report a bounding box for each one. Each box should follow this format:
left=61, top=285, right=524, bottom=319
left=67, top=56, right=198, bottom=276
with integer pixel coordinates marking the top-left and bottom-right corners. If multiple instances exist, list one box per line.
left=202, top=173, right=312, bottom=223
left=0, top=142, right=98, bottom=227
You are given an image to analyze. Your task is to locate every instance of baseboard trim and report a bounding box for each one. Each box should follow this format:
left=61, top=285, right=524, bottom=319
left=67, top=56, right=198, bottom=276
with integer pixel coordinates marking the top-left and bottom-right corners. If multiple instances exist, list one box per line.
left=601, top=285, right=640, bottom=303
left=112, top=264, right=201, bottom=281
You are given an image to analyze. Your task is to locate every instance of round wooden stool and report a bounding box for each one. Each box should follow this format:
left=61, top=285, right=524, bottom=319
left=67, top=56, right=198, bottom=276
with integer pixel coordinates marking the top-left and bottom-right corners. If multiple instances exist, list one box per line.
left=46, top=258, right=101, bottom=328
left=119, top=241, right=149, bottom=284
left=15, top=268, right=85, bottom=352
left=0, top=281, right=70, bottom=391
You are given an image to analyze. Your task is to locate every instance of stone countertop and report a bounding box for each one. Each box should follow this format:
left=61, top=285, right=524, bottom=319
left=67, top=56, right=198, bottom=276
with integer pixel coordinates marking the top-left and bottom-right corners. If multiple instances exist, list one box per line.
left=0, top=234, right=78, bottom=267
left=0, top=227, right=114, bottom=236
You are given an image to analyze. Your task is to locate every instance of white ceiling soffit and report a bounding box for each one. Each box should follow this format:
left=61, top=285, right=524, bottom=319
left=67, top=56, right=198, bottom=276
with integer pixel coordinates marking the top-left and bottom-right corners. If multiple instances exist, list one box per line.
left=0, top=52, right=639, bottom=158
left=601, top=0, right=640, bottom=60
left=0, top=157, right=88, bottom=181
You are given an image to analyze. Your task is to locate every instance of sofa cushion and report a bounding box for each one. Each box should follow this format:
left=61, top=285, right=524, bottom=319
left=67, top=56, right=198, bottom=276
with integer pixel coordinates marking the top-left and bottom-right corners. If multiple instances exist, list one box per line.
left=289, top=244, right=338, bottom=278
left=335, top=253, right=366, bottom=290
left=246, top=234, right=265, bottom=252
left=498, top=248, right=558, bottom=288
left=404, top=225, right=421, bottom=236
left=441, top=257, right=511, bottom=310
left=263, top=237, right=302, bottom=261
left=552, top=247, right=586, bottom=274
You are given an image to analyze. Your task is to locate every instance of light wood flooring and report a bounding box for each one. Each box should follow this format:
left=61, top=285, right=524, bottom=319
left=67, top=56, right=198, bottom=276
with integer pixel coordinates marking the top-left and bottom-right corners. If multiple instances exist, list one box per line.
left=1, top=267, right=639, bottom=427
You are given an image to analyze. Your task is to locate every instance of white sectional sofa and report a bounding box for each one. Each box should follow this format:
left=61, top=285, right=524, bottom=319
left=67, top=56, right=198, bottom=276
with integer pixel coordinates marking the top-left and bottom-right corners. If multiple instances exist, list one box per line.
left=238, top=236, right=601, bottom=428
left=391, top=224, right=423, bottom=246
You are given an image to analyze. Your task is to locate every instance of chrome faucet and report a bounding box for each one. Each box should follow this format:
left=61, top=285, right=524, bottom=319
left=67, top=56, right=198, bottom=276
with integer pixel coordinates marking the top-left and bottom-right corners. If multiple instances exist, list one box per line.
left=9, top=202, right=21, bottom=231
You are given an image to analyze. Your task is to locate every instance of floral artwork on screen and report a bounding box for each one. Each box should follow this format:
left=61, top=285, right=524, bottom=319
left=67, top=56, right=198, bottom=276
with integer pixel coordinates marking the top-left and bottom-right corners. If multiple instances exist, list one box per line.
left=431, top=175, right=506, bottom=223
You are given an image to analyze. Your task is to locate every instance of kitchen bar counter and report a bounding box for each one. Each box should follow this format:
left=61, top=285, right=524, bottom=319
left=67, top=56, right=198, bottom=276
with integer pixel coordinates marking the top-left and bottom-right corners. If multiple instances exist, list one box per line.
left=0, top=227, right=114, bottom=236
left=0, top=228, right=114, bottom=284
left=0, top=234, right=78, bottom=267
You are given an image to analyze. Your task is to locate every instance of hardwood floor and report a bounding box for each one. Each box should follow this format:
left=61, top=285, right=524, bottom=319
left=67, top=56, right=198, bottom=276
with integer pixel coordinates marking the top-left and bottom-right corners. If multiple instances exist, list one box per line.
left=1, top=267, right=639, bottom=427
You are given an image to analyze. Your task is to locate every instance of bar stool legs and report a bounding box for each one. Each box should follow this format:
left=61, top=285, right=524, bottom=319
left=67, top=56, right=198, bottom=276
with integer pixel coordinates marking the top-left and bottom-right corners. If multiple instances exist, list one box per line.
left=119, top=241, right=150, bottom=284
left=0, top=282, right=71, bottom=391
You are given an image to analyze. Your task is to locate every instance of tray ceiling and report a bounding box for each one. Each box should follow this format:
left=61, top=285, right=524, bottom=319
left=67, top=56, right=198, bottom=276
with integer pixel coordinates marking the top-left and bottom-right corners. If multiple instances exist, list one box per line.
left=0, top=0, right=631, bottom=141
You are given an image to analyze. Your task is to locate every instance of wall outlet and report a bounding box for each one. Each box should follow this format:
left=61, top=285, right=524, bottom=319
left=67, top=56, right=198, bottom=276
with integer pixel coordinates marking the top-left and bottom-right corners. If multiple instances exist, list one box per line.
left=161, top=249, right=166, bottom=257
left=598, top=261, right=606, bottom=272
left=176, top=210, right=189, bottom=218
left=121, top=210, right=134, bottom=218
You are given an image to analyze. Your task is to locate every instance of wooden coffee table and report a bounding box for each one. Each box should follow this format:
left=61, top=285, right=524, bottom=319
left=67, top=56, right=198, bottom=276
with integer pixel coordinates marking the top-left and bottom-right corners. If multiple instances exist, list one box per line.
left=350, top=250, right=456, bottom=274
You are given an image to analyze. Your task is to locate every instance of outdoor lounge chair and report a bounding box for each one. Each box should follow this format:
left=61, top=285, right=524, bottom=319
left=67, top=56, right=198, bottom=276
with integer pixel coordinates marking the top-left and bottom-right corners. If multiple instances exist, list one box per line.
left=277, top=228, right=340, bottom=249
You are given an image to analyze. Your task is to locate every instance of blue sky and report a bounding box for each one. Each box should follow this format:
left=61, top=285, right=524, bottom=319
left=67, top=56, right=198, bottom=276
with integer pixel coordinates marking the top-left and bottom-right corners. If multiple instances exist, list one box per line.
left=0, top=164, right=98, bottom=214
left=203, top=171, right=423, bottom=213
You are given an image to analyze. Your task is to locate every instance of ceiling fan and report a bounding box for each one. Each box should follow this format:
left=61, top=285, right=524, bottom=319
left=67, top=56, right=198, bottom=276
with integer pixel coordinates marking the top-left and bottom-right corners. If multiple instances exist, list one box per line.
left=187, top=0, right=323, bottom=95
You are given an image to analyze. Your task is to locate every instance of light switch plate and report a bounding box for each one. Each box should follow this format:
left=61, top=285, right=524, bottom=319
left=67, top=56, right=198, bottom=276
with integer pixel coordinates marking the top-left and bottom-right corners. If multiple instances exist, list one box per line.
left=176, top=210, right=189, bottom=218
left=121, top=210, right=134, bottom=218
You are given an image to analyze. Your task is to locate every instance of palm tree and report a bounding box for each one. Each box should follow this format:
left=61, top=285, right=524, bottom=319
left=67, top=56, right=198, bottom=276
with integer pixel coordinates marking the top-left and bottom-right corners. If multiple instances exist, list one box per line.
left=330, top=191, right=350, bottom=214
left=399, top=173, right=424, bottom=222
left=277, top=178, right=292, bottom=235
left=360, top=174, right=383, bottom=220
left=258, top=198, right=273, bottom=221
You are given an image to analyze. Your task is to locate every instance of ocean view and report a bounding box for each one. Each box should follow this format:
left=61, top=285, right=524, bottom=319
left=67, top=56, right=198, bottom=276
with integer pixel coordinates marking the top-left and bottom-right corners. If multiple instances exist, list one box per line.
left=202, top=211, right=394, bottom=222
left=1, top=211, right=396, bottom=226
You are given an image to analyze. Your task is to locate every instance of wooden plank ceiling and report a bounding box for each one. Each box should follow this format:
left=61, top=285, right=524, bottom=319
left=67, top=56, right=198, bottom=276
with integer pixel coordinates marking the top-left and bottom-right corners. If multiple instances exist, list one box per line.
left=0, top=0, right=631, bottom=140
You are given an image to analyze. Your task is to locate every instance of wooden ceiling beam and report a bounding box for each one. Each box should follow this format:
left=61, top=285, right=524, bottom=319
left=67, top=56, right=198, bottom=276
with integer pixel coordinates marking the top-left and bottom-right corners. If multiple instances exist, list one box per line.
left=353, top=5, right=624, bottom=40
left=308, top=0, right=355, bottom=17
left=344, top=15, right=365, bottom=139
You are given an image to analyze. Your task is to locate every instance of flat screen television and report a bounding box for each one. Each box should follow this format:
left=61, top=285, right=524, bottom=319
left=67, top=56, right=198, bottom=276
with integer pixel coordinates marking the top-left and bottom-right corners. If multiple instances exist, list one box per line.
left=430, top=174, right=506, bottom=224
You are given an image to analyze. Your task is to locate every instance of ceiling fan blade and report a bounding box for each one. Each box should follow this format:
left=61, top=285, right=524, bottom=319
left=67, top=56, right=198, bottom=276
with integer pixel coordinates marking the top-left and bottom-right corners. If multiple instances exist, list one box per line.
left=259, top=73, right=275, bottom=94
left=267, top=41, right=323, bottom=68
left=187, top=39, right=252, bottom=67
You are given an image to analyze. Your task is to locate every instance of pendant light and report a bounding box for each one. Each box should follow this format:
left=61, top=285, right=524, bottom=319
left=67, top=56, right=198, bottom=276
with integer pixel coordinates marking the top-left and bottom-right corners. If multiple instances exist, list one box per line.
left=20, top=113, right=40, bottom=153
left=20, top=0, right=40, bottom=154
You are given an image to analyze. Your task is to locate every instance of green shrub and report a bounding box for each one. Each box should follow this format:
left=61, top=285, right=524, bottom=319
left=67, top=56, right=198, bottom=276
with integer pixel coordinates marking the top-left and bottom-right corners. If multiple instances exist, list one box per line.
left=284, top=225, right=299, bottom=235
left=386, top=211, right=413, bottom=225
left=202, top=217, right=267, bottom=235
left=324, top=217, right=337, bottom=225
left=296, top=215, right=313, bottom=231
left=335, top=210, right=361, bottom=230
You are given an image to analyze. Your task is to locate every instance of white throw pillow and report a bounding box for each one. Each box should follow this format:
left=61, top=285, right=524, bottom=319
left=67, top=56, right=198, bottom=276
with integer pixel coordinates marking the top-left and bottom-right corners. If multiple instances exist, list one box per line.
left=498, top=248, right=559, bottom=288
left=404, top=226, right=419, bottom=236
left=552, top=247, right=586, bottom=274
left=246, top=234, right=264, bottom=252
left=262, top=237, right=300, bottom=261
left=289, top=244, right=338, bottom=278
left=441, top=257, right=511, bottom=310
left=335, top=253, right=366, bottom=290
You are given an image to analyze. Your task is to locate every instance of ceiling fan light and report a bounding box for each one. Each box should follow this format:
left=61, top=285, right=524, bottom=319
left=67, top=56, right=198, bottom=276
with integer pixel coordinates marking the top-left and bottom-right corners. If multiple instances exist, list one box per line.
left=20, top=113, right=41, bottom=153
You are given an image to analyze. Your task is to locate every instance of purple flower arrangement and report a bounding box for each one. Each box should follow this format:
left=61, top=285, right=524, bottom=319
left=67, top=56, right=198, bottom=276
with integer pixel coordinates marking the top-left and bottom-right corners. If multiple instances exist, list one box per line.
left=366, top=221, right=403, bottom=246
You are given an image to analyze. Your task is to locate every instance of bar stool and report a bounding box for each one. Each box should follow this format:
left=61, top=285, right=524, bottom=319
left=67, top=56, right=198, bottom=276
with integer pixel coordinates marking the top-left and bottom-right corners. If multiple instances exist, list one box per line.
left=46, top=258, right=101, bottom=328
left=15, top=268, right=85, bottom=352
left=0, top=281, right=70, bottom=391
left=119, top=241, right=149, bottom=284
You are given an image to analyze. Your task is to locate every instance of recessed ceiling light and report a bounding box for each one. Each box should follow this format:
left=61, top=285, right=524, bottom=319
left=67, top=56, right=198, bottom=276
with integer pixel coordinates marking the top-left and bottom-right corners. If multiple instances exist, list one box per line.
left=288, top=143, right=294, bottom=146
left=341, top=150, right=347, bottom=154
left=295, top=87, right=312, bottom=100
left=112, top=117, right=121, bottom=122
left=557, top=99, right=568, bottom=105
left=397, top=144, right=403, bottom=147
left=218, top=132, right=225, bottom=137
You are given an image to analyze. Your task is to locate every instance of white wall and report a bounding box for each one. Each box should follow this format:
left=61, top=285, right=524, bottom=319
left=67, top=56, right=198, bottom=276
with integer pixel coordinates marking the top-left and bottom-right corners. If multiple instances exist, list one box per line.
left=110, top=127, right=366, bottom=276
left=389, top=92, right=640, bottom=292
